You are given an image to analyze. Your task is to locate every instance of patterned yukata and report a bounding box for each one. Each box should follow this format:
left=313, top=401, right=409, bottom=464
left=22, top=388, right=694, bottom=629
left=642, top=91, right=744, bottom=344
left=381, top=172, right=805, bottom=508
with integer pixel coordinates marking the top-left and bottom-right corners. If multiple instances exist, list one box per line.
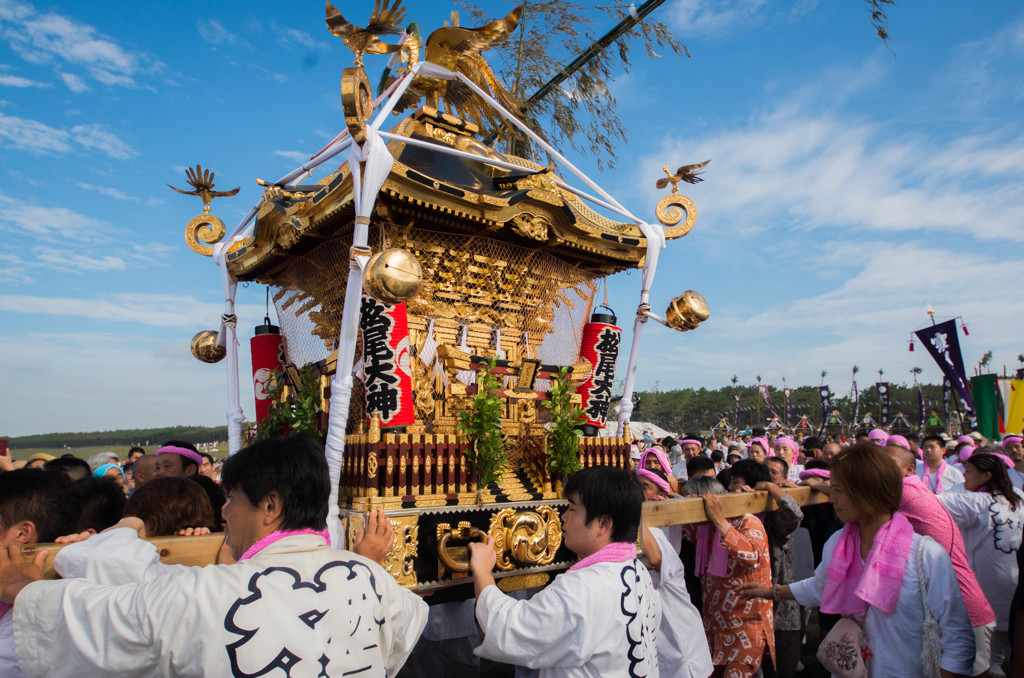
left=683, top=514, right=775, bottom=678
left=764, top=495, right=803, bottom=678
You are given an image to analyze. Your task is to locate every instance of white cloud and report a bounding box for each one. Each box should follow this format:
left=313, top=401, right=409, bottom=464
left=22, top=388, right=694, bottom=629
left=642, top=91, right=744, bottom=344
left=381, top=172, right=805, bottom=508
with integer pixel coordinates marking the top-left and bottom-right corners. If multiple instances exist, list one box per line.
left=0, top=330, right=256, bottom=436
left=198, top=19, right=244, bottom=47
left=669, top=0, right=769, bottom=38
left=0, top=111, right=69, bottom=153
left=0, top=192, right=110, bottom=241
left=0, top=112, right=135, bottom=158
left=279, top=26, right=320, bottom=49
left=273, top=149, right=310, bottom=163
left=69, top=123, right=136, bottom=159
left=33, top=249, right=126, bottom=273
left=0, top=292, right=266, bottom=329
left=636, top=106, right=1024, bottom=242
left=74, top=181, right=133, bottom=201
left=0, top=72, right=47, bottom=87
left=0, top=252, right=33, bottom=284
left=59, top=72, right=88, bottom=92
left=0, top=2, right=159, bottom=88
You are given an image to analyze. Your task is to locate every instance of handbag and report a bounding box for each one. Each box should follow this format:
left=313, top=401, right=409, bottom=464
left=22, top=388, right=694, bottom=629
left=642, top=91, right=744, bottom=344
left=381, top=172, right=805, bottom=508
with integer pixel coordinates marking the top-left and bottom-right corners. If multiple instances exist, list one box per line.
left=917, top=536, right=942, bottom=678
left=816, top=616, right=870, bottom=678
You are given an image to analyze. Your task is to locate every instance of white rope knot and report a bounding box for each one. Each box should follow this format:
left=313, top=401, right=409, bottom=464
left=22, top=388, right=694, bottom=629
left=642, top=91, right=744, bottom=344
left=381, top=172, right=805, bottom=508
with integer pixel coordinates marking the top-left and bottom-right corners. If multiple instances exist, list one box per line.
left=221, top=314, right=238, bottom=330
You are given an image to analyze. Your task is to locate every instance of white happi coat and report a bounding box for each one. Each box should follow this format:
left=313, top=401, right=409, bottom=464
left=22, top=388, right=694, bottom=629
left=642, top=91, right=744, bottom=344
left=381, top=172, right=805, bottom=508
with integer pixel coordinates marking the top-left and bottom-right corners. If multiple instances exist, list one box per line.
left=915, top=460, right=964, bottom=494
left=13, top=533, right=428, bottom=678
left=648, top=528, right=713, bottom=678
left=938, top=489, right=1024, bottom=630
left=475, top=558, right=661, bottom=677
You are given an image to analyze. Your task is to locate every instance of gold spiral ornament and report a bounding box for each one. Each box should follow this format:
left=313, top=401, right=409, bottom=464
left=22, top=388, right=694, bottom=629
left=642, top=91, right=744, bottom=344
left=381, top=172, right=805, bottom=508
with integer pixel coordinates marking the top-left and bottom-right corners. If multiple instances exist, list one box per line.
left=185, top=214, right=227, bottom=257
left=341, top=67, right=373, bottom=144
left=656, top=193, right=698, bottom=239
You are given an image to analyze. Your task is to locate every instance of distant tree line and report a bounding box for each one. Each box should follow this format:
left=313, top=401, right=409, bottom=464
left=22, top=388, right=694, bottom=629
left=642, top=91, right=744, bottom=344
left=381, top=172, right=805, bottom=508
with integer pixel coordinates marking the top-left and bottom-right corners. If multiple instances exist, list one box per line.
left=7, top=425, right=229, bottom=450
left=618, top=382, right=946, bottom=434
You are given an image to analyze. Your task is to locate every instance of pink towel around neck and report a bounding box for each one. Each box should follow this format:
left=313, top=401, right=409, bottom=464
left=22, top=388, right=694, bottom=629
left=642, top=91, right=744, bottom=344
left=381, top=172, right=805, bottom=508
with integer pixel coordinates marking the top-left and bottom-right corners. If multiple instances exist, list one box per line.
left=568, top=541, right=638, bottom=571
left=239, top=527, right=331, bottom=561
left=822, top=511, right=914, bottom=615
left=695, top=524, right=729, bottom=577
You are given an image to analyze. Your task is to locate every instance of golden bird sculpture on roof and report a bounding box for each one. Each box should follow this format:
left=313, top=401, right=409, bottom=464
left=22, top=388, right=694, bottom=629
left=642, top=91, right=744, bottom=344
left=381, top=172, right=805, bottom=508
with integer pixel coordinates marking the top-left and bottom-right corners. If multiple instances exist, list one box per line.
left=167, top=165, right=240, bottom=214
left=367, top=6, right=525, bottom=140
left=656, top=160, right=711, bottom=194
left=325, top=0, right=407, bottom=67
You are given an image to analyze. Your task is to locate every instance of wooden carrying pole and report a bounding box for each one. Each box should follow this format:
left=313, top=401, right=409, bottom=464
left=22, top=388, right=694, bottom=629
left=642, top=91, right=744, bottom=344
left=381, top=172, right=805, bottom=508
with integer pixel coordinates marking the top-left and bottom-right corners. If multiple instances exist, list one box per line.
left=26, top=487, right=829, bottom=578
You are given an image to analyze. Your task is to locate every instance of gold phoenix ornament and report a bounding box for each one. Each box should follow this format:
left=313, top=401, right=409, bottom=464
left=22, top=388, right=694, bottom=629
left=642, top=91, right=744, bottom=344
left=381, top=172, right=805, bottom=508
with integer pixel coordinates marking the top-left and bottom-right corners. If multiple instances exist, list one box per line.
left=167, top=165, right=240, bottom=215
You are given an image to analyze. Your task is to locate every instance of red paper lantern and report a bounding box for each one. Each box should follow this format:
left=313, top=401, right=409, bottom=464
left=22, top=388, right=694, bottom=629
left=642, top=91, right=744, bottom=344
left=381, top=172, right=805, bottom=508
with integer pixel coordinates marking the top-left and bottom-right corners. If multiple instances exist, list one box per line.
left=250, top=317, right=285, bottom=424
left=359, top=293, right=414, bottom=427
left=576, top=306, right=622, bottom=436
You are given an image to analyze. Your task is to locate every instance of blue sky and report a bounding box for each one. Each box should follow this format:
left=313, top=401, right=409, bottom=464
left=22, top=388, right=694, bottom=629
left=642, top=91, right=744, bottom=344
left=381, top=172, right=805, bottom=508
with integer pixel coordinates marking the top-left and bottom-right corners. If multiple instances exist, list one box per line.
left=1, top=0, right=1022, bottom=436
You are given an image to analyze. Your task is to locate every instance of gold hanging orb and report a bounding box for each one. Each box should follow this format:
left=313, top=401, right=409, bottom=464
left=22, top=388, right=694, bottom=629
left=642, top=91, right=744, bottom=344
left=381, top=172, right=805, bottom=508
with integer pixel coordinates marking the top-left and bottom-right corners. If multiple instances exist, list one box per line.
left=664, top=291, right=710, bottom=332
left=190, top=330, right=226, bottom=363
left=363, top=248, right=424, bottom=305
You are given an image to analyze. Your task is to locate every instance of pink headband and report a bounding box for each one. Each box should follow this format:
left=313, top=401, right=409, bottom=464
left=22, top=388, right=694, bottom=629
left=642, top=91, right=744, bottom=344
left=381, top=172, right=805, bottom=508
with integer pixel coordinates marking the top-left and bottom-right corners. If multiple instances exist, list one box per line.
left=640, top=448, right=672, bottom=477
left=750, top=437, right=773, bottom=457
left=637, top=469, right=671, bottom=495
left=867, top=428, right=888, bottom=442
left=774, top=437, right=799, bottom=456
left=992, top=453, right=1015, bottom=469
left=1002, top=436, right=1022, bottom=449
left=157, top=445, right=204, bottom=467
left=680, top=439, right=702, bottom=447
left=799, top=469, right=831, bottom=481
left=958, top=445, right=976, bottom=464
left=885, top=435, right=911, bottom=451
left=957, top=435, right=974, bottom=445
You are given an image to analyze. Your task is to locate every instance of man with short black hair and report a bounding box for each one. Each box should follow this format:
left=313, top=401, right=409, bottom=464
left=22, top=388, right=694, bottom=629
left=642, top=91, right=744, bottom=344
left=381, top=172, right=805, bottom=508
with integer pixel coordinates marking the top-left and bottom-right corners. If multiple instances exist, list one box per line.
left=687, top=455, right=716, bottom=479
left=1, top=434, right=428, bottom=677
left=469, top=466, right=660, bottom=676
left=0, top=470, right=79, bottom=678
left=917, top=433, right=963, bottom=493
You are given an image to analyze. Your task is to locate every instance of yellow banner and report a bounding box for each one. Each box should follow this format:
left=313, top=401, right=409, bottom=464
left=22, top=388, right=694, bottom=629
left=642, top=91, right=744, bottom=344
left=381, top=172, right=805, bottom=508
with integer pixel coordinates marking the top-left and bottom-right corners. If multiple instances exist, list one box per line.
left=1006, top=379, right=1024, bottom=436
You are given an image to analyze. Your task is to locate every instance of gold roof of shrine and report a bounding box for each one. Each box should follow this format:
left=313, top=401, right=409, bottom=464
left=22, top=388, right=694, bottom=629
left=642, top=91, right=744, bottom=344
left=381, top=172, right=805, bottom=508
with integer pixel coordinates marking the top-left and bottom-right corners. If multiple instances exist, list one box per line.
left=218, top=106, right=695, bottom=284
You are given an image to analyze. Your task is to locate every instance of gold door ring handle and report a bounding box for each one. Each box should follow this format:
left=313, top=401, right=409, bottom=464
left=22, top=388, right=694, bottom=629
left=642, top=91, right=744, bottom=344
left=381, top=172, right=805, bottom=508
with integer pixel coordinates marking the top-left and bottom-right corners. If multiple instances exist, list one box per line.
left=437, top=526, right=487, bottom=573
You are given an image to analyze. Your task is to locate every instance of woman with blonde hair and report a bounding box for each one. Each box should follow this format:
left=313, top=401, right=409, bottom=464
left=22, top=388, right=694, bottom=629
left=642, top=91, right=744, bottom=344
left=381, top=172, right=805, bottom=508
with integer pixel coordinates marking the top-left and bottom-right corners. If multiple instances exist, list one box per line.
left=740, top=443, right=975, bottom=678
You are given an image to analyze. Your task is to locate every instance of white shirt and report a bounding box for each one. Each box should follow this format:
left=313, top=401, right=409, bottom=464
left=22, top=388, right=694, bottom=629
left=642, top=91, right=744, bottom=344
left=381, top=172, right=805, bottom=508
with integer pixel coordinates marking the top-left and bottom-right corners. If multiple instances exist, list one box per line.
left=786, top=464, right=805, bottom=484
left=915, top=460, right=964, bottom=494
left=647, top=528, right=713, bottom=678
left=0, top=611, right=25, bottom=678
left=790, top=531, right=975, bottom=678
left=938, top=489, right=1024, bottom=630
left=14, top=534, right=428, bottom=678
left=1007, top=466, right=1024, bottom=490
left=475, top=558, right=661, bottom=677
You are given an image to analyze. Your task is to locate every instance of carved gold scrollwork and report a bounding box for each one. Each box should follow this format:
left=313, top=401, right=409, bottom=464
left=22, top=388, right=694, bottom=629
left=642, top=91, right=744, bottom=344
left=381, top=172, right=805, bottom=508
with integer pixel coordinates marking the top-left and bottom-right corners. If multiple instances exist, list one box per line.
left=185, top=213, right=226, bottom=257
left=656, top=192, right=698, bottom=239
left=489, top=506, right=563, bottom=571
left=382, top=515, right=419, bottom=587
left=511, top=213, right=550, bottom=241
left=367, top=451, right=378, bottom=478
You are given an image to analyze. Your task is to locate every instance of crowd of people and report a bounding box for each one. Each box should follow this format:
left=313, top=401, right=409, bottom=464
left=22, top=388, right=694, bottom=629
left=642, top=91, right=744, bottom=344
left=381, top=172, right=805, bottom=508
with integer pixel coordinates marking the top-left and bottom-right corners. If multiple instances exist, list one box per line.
left=0, top=428, right=1021, bottom=677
